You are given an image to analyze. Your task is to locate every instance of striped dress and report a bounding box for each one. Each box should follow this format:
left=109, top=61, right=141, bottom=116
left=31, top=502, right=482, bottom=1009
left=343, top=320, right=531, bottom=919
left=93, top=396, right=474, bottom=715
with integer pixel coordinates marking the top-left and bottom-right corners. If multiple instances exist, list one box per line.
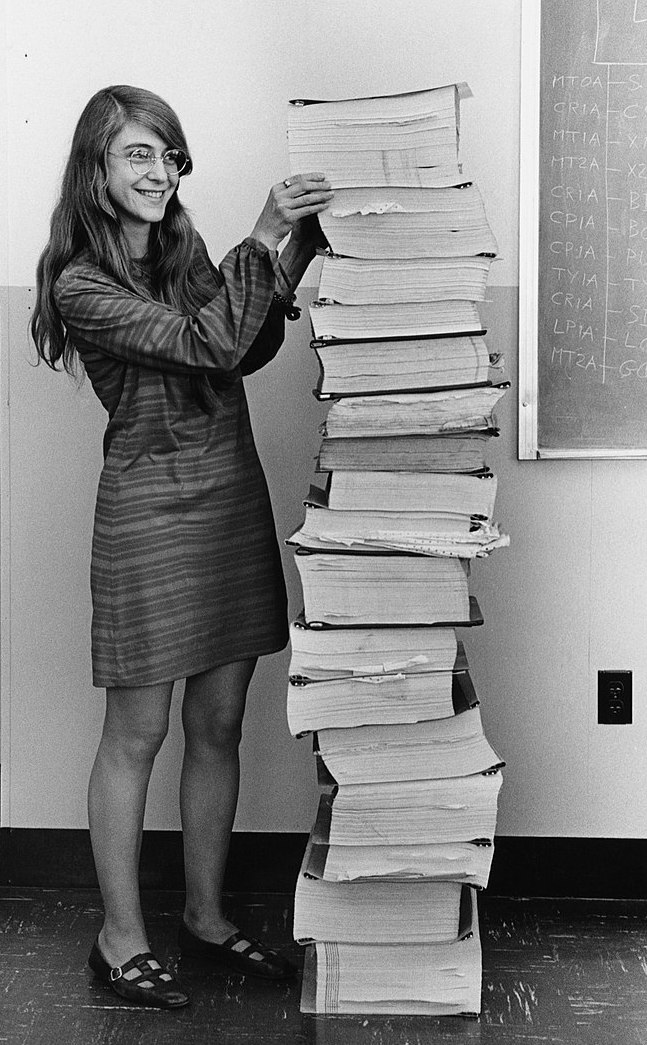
left=54, top=235, right=289, bottom=688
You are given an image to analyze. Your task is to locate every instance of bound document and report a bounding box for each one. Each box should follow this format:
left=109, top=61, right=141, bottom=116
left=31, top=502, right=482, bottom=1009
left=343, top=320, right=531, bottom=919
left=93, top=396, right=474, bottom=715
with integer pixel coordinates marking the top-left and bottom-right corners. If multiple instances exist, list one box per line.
left=320, top=385, right=508, bottom=438
left=287, top=663, right=477, bottom=736
left=317, top=254, right=494, bottom=306
left=293, top=876, right=473, bottom=945
left=293, top=549, right=472, bottom=627
left=325, top=770, right=503, bottom=846
left=312, top=334, right=500, bottom=397
left=324, top=470, right=497, bottom=517
left=309, top=298, right=483, bottom=340
left=289, top=512, right=506, bottom=559
left=314, top=706, right=504, bottom=784
left=319, top=183, right=498, bottom=259
left=305, top=792, right=495, bottom=888
left=300, top=916, right=482, bottom=1015
left=288, top=484, right=507, bottom=559
left=288, top=84, right=472, bottom=188
left=288, top=613, right=459, bottom=680
left=316, top=432, right=496, bottom=474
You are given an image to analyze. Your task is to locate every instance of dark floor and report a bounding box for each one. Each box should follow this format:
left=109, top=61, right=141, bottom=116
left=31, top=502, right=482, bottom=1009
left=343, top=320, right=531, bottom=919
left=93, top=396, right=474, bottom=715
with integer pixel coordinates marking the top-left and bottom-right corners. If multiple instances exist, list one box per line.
left=1, top=888, right=646, bottom=1045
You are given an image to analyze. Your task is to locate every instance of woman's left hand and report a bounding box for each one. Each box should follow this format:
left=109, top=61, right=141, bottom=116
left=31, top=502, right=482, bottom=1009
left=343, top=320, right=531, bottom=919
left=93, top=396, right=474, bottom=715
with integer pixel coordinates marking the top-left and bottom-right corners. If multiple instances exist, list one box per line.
left=251, top=172, right=333, bottom=252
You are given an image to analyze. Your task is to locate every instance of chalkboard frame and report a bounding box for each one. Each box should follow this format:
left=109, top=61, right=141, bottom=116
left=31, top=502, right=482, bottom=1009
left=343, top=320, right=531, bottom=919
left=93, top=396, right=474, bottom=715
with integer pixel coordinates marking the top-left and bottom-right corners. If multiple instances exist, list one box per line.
left=518, top=0, right=647, bottom=460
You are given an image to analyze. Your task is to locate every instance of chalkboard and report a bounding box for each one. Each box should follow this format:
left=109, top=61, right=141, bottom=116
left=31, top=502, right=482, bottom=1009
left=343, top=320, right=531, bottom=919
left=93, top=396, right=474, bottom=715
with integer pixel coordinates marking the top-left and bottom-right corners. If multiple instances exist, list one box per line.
left=519, top=0, right=647, bottom=458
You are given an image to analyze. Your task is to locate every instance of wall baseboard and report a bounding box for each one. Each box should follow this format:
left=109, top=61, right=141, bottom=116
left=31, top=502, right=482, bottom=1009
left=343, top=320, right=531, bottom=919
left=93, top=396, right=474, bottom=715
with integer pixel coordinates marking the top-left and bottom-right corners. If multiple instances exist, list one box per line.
left=0, top=829, right=307, bottom=894
left=1, top=830, right=646, bottom=898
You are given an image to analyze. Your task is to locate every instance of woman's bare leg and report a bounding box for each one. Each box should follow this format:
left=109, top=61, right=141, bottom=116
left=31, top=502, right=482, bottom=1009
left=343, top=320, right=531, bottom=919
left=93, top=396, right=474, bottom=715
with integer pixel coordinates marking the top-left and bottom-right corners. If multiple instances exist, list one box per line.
left=88, top=682, right=174, bottom=966
left=180, top=658, right=257, bottom=940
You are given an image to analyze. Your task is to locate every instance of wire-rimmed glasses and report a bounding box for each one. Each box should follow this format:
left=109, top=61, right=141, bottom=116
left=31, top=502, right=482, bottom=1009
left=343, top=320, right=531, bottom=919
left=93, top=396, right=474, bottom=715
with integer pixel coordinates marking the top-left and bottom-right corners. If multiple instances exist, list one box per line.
left=108, top=147, right=192, bottom=178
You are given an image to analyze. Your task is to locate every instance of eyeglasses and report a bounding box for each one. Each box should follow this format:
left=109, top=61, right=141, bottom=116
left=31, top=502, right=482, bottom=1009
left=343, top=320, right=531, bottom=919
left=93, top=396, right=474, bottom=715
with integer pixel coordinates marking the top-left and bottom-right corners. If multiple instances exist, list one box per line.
left=107, top=147, right=192, bottom=177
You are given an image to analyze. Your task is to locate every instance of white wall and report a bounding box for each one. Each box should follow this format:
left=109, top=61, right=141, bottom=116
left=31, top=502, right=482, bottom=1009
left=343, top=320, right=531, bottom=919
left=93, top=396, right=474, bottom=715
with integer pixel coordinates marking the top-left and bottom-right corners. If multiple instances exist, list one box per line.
left=3, top=0, right=646, bottom=839
left=3, top=0, right=518, bottom=287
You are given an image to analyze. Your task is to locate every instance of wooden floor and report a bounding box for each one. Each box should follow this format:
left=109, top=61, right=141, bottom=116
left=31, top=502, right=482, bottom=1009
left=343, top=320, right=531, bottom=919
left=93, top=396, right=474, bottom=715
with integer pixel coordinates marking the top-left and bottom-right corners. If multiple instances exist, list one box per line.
left=1, top=888, right=647, bottom=1045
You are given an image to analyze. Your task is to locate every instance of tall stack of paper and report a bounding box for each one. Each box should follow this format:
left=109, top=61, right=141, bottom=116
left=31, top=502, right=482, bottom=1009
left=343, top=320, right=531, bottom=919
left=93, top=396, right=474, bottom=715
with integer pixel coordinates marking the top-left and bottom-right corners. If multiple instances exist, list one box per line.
left=286, top=83, right=507, bottom=1016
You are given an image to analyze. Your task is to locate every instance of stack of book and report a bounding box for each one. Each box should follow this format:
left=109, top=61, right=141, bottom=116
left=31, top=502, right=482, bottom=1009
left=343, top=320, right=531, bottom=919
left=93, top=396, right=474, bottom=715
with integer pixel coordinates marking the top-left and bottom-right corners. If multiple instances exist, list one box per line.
left=286, top=84, right=507, bottom=1017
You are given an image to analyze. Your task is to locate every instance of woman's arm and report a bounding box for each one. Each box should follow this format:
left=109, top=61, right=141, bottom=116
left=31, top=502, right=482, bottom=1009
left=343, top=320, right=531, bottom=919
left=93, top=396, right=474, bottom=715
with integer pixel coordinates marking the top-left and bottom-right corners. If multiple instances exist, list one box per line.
left=236, top=174, right=333, bottom=374
left=55, top=239, right=278, bottom=374
left=277, top=214, right=329, bottom=293
left=249, top=172, right=333, bottom=310
left=250, top=172, right=332, bottom=257
left=55, top=176, right=332, bottom=375
left=238, top=299, right=286, bottom=376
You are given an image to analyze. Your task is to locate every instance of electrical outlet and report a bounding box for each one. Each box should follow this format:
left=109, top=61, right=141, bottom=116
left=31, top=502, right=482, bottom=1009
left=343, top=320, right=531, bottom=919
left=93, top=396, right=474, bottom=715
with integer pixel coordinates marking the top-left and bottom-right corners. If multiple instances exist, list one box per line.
left=598, top=670, right=632, bottom=724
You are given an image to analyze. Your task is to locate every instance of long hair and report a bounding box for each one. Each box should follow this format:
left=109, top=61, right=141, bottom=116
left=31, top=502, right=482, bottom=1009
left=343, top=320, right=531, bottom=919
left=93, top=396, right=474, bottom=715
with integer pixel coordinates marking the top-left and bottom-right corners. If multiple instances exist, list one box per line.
left=31, top=85, right=214, bottom=395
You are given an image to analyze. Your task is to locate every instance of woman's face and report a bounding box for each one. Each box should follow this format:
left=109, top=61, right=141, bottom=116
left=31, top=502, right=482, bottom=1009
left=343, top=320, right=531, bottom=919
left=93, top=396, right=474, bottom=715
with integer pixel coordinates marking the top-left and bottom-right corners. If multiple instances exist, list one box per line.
left=105, top=120, right=179, bottom=242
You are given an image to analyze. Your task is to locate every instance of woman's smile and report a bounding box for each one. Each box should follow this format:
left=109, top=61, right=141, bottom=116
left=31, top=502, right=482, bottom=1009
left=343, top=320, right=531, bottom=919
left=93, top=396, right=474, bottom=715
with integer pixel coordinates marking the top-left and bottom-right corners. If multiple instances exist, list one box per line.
left=105, top=121, right=179, bottom=252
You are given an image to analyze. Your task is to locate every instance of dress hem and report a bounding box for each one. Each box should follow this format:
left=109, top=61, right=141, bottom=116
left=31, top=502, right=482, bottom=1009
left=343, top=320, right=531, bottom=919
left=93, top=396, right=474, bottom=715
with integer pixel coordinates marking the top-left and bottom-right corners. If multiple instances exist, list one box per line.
left=91, top=636, right=289, bottom=690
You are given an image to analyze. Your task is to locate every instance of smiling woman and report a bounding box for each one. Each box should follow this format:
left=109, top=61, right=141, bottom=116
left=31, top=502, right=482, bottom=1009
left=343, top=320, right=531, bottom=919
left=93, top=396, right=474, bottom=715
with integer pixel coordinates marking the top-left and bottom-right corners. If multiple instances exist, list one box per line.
left=29, top=84, right=333, bottom=1011
left=105, top=126, right=189, bottom=256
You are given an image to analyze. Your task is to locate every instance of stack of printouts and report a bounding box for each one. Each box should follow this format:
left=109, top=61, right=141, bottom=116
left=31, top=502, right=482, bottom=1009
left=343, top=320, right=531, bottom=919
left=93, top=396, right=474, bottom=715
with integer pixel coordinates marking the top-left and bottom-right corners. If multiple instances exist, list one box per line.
left=285, top=84, right=508, bottom=1017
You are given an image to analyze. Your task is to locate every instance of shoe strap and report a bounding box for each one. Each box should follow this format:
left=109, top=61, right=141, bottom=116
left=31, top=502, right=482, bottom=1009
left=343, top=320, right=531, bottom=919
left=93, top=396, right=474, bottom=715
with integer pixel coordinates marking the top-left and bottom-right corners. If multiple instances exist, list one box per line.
left=109, top=951, right=159, bottom=983
left=224, top=932, right=277, bottom=957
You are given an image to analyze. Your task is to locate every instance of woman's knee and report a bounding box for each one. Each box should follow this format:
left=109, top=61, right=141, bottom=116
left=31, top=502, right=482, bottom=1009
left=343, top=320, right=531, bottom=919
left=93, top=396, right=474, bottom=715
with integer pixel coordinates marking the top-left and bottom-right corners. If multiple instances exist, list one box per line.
left=107, top=720, right=169, bottom=763
left=183, top=702, right=244, bottom=756
left=101, top=684, right=173, bottom=763
left=182, top=660, right=254, bottom=754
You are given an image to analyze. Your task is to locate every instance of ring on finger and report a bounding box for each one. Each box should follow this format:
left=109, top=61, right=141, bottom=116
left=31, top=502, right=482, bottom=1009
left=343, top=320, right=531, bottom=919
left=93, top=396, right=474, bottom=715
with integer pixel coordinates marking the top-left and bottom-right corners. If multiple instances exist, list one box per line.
left=283, top=177, right=292, bottom=188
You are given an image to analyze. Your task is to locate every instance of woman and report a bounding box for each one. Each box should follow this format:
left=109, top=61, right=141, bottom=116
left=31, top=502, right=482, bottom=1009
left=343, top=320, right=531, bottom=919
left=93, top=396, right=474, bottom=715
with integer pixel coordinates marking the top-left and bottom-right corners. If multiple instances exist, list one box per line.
left=31, top=84, right=332, bottom=1009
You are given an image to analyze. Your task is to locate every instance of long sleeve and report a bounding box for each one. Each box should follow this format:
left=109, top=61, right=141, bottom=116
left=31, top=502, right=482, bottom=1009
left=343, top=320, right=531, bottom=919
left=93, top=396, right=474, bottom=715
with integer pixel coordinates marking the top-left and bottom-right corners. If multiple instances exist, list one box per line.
left=239, top=300, right=286, bottom=376
left=54, top=237, right=280, bottom=375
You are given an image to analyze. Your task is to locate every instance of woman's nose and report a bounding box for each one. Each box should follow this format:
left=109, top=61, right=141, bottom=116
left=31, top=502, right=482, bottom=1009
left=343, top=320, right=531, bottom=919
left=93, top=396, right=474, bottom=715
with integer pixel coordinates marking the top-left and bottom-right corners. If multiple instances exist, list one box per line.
left=146, top=157, right=168, bottom=182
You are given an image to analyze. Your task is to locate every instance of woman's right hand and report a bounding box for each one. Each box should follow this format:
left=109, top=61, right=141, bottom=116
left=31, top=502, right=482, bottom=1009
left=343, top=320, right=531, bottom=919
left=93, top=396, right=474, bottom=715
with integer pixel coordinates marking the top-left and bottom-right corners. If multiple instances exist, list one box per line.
left=250, top=173, right=333, bottom=252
